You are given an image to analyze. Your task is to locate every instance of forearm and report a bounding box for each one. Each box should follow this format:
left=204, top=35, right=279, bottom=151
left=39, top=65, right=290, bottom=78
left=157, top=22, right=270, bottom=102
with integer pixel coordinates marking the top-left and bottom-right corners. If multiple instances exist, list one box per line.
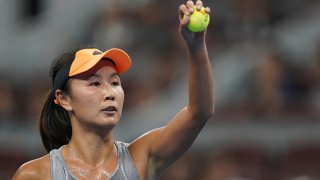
left=187, top=42, right=214, bottom=119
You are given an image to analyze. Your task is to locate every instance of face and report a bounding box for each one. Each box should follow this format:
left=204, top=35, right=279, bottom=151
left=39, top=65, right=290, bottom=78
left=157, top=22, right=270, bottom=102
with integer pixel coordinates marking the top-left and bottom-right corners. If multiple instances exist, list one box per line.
left=66, top=60, right=124, bottom=129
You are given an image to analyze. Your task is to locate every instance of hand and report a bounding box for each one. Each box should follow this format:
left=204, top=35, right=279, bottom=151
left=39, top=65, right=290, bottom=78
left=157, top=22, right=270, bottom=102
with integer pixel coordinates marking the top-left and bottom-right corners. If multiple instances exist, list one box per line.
left=178, top=0, right=211, bottom=50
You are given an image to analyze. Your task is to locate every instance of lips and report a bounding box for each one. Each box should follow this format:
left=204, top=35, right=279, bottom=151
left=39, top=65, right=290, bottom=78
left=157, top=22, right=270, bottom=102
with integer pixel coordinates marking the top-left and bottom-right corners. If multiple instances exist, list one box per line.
left=102, top=106, right=117, bottom=116
left=102, top=106, right=117, bottom=112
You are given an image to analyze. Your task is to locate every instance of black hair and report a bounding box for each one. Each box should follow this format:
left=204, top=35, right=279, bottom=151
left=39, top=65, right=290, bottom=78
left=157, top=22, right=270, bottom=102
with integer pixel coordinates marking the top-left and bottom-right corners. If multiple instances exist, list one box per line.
left=38, top=49, right=80, bottom=152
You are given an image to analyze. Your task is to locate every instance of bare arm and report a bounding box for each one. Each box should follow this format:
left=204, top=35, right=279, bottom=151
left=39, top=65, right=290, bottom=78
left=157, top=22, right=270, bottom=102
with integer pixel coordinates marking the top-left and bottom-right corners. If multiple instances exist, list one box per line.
left=130, top=0, right=214, bottom=178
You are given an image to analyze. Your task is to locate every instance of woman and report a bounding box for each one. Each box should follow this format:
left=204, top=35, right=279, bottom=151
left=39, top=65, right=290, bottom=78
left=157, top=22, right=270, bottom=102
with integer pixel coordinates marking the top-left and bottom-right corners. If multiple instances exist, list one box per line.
left=13, top=0, right=214, bottom=179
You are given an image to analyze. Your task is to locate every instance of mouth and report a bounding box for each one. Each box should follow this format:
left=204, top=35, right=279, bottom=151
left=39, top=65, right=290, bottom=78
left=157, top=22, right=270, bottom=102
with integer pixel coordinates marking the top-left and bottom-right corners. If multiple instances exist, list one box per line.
left=102, top=106, right=117, bottom=112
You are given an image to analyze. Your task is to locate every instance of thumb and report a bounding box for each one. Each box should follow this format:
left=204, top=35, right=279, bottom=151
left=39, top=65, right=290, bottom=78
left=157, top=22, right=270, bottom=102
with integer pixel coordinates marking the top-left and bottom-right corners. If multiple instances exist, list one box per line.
left=178, top=4, right=191, bottom=31
left=179, top=15, right=190, bottom=34
left=180, top=15, right=190, bottom=27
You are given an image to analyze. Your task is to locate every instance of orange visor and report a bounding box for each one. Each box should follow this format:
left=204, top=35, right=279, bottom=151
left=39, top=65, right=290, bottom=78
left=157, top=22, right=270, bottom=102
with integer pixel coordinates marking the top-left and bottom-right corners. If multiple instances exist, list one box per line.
left=53, top=48, right=131, bottom=91
left=70, top=48, right=131, bottom=76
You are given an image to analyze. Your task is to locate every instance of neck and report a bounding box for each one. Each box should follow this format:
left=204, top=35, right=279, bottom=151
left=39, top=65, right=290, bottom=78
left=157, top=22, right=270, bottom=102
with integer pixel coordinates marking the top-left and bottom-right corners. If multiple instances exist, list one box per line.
left=65, top=123, right=116, bottom=166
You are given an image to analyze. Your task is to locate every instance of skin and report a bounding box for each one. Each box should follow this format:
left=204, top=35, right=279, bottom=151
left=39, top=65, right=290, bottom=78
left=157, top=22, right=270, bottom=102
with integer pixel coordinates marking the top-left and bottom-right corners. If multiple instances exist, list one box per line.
left=12, top=0, right=214, bottom=179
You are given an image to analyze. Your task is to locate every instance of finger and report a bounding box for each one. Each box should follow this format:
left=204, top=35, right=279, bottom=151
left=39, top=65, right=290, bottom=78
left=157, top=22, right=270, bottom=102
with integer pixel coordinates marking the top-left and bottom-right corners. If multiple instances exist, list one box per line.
left=179, top=4, right=191, bottom=26
left=186, top=0, right=194, bottom=14
left=179, top=4, right=190, bottom=20
left=180, top=16, right=190, bottom=27
left=205, top=7, right=211, bottom=14
left=195, top=0, right=203, bottom=11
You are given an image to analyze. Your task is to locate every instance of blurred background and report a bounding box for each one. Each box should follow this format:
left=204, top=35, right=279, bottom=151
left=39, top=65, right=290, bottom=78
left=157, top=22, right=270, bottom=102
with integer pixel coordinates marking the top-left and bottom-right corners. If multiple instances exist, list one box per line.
left=0, top=0, right=320, bottom=179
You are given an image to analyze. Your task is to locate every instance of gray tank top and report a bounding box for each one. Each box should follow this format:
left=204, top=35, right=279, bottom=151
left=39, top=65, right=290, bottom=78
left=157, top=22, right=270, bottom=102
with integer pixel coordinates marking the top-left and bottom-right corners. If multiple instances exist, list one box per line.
left=49, top=141, right=140, bottom=180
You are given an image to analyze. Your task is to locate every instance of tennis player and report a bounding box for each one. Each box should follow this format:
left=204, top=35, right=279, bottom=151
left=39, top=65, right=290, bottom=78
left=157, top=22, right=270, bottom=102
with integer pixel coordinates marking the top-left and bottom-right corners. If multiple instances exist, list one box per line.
left=13, top=0, right=213, bottom=179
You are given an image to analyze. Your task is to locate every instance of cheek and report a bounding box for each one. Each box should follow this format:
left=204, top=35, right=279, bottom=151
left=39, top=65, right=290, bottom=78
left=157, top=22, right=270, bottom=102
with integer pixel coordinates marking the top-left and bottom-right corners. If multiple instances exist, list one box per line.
left=115, top=87, right=125, bottom=108
left=116, top=87, right=125, bottom=103
left=70, top=88, right=99, bottom=109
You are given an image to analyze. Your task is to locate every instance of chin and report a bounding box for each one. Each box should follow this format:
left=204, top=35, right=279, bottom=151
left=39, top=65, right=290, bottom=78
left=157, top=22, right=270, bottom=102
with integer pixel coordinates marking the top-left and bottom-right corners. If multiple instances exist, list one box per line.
left=97, top=116, right=120, bottom=127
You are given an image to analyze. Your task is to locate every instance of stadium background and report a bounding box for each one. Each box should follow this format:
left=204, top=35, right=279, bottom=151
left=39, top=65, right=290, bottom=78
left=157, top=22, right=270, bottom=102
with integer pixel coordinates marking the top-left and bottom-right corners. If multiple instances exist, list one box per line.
left=0, top=0, right=320, bottom=179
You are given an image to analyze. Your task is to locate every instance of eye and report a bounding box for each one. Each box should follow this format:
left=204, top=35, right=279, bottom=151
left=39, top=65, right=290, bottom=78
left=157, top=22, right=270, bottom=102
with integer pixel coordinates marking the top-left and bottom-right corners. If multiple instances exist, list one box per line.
left=90, top=82, right=101, bottom=86
left=111, top=81, right=120, bottom=86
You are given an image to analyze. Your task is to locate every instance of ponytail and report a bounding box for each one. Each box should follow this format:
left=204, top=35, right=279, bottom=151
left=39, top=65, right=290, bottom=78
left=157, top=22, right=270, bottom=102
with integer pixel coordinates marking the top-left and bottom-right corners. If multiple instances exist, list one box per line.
left=39, top=90, right=71, bottom=152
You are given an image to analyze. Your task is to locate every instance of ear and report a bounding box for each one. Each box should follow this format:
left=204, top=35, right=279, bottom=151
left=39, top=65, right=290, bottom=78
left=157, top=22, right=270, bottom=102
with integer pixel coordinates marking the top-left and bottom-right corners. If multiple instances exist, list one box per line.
left=55, top=89, right=73, bottom=111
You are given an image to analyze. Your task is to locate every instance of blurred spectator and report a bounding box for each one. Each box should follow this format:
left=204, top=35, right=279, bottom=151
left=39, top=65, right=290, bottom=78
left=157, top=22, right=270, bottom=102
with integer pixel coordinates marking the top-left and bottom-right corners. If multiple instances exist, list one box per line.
left=200, top=151, right=238, bottom=180
left=307, top=45, right=320, bottom=117
left=280, top=143, right=320, bottom=179
left=0, top=71, right=18, bottom=121
left=122, top=50, right=176, bottom=110
left=89, top=1, right=138, bottom=50
left=159, top=151, right=203, bottom=180
left=223, top=0, right=271, bottom=41
left=21, top=72, right=50, bottom=122
left=253, top=51, right=288, bottom=117
left=200, top=145, right=271, bottom=180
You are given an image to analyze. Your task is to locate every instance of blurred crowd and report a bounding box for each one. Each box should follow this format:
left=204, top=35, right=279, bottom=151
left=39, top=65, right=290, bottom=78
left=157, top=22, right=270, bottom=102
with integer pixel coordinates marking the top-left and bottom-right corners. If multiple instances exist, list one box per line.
left=1, top=0, right=320, bottom=179
left=1, top=0, right=319, bottom=123
left=160, top=143, right=320, bottom=180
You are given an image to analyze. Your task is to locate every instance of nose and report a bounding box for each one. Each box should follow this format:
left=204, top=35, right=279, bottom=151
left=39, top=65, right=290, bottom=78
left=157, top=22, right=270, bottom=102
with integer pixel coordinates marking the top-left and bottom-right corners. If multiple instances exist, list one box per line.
left=105, top=95, right=115, bottom=101
left=104, top=83, right=115, bottom=101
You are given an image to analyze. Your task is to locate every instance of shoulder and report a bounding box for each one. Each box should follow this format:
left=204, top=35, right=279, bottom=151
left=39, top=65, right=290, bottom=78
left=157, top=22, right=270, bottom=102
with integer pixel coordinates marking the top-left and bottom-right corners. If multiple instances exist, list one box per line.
left=127, top=128, right=164, bottom=178
left=12, top=154, right=50, bottom=180
left=128, top=127, right=163, bottom=155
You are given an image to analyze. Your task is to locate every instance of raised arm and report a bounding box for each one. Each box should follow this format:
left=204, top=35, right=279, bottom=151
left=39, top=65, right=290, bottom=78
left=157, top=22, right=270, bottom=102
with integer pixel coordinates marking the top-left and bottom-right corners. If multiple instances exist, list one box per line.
left=130, top=0, right=214, bottom=178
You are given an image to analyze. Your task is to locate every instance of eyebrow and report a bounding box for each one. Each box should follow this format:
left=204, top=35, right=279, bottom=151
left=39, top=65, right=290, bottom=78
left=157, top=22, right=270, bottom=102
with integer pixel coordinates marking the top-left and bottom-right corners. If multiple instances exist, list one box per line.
left=88, top=72, right=120, bottom=79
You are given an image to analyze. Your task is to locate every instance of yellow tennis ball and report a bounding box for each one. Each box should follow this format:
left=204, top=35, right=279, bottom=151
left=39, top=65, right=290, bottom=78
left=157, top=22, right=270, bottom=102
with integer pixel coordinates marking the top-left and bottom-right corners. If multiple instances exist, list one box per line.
left=187, top=7, right=210, bottom=32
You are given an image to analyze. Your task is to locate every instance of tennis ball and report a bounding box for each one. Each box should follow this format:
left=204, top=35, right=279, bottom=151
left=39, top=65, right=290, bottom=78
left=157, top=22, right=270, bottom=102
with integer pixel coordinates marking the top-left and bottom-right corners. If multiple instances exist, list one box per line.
left=187, top=7, right=210, bottom=32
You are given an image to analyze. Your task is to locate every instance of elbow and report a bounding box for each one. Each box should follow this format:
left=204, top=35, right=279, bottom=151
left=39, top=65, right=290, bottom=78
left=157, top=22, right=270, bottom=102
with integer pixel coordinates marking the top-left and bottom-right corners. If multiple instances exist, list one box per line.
left=197, top=110, right=214, bottom=123
left=203, top=108, right=214, bottom=121
left=188, top=105, right=214, bottom=122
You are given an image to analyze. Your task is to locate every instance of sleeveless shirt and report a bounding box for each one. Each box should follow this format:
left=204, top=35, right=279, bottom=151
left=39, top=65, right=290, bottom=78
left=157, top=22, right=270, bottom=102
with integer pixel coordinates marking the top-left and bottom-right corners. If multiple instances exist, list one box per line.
left=49, top=141, right=140, bottom=180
